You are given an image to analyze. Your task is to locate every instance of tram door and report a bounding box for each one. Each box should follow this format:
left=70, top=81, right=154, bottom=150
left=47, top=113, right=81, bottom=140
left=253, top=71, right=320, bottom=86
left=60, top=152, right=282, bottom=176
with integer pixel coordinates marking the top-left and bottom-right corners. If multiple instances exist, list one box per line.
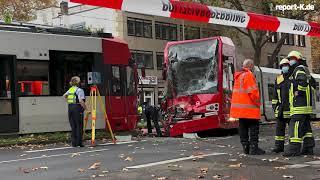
left=0, top=55, right=18, bottom=133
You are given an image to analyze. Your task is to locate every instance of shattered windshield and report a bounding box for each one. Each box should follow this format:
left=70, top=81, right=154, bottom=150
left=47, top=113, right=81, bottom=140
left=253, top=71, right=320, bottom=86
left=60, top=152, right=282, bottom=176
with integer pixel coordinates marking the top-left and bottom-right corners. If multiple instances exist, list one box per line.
left=168, top=39, right=218, bottom=96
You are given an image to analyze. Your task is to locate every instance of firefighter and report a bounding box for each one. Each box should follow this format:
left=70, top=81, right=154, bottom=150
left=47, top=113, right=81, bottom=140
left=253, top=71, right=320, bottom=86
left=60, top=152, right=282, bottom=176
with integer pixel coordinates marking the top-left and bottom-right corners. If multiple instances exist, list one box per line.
left=230, top=59, right=265, bottom=155
left=63, top=76, right=87, bottom=147
left=271, top=58, right=291, bottom=153
left=283, top=51, right=316, bottom=157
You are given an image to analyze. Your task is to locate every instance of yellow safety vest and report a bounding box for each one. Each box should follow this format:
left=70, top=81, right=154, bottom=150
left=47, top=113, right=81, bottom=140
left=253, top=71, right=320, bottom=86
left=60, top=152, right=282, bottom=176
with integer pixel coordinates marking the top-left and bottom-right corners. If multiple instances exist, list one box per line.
left=67, top=86, right=79, bottom=104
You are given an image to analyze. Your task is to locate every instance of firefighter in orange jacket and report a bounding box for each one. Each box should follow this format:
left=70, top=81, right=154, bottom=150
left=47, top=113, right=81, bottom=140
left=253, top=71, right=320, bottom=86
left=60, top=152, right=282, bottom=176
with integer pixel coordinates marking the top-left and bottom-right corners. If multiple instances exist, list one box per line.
left=230, top=59, right=265, bottom=155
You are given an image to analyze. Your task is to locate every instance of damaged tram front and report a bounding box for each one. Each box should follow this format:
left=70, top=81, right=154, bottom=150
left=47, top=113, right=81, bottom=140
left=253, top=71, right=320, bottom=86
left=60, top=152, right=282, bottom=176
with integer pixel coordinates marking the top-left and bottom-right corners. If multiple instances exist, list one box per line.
left=161, top=37, right=239, bottom=136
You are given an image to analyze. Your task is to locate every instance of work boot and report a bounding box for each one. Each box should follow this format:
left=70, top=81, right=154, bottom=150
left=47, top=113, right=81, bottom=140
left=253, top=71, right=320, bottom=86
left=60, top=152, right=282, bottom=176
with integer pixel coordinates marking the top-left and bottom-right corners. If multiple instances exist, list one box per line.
left=301, top=147, right=314, bottom=155
left=249, top=144, right=265, bottom=155
left=271, top=142, right=284, bottom=153
left=283, top=143, right=301, bottom=157
left=242, top=144, right=250, bottom=154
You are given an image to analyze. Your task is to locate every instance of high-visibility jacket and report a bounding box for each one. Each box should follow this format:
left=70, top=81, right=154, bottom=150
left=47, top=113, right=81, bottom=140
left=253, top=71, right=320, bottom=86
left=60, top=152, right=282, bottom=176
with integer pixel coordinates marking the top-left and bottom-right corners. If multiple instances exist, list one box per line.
left=230, top=68, right=261, bottom=120
left=272, top=74, right=291, bottom=119
left=138, top=106, right=143, bottom=114
left=67, top=86, right=79, bottom=104
left=289, top=65, right=316, bottom=115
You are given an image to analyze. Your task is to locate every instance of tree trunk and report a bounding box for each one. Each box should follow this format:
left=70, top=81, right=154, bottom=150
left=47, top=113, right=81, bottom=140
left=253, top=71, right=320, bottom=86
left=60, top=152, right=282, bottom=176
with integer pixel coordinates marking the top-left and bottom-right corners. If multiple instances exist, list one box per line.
left=267, top=34, right=288, bottom=67
left=253, top=47, right=262, bottom=66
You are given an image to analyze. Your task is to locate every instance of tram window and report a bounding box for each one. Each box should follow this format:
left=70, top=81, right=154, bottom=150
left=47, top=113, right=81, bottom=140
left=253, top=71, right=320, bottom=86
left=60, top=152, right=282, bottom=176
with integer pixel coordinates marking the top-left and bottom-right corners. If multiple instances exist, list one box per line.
left=268, top=84, right=275, bottom=102
left=111, top=66, right=121, bottom=95
left=17, top=60, right=49, bottom=96
left=49, top=51, right=95, bottom=96
left=126, top=66, right=136, bottom=96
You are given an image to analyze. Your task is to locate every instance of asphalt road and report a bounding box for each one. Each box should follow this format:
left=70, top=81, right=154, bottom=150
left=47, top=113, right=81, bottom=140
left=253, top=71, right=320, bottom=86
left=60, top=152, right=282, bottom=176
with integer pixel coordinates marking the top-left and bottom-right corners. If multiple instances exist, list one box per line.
left=1, top=124, right=320, bottom=180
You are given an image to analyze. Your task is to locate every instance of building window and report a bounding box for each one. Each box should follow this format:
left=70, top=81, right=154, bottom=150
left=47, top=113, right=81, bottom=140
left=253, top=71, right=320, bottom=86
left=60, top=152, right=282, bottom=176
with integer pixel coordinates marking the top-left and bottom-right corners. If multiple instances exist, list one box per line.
left=180, top=25, right=200, bottom=40
left=131, top=50, right=154, bottom=69
left=297, top=35, right=306, bottom=47
left=155, top=22, right=177, bottom=41
left=289, top=34, right=295, bottom=45
left=267, top=31, right=278, bottom=43
left=268, top=84, right=275, bottom=102
left=156, top=52, right=164, bottom=70
left=144, top=90, right=154, bottom=106
left=202, top=28, right=218, bottom=38
left=17, top=60, right=49, bottom=96
left=158, top=89, right=164, bottom=106
left=283, top=33, right=289, bottom=45
left=127, top=18, right=152, bottom=38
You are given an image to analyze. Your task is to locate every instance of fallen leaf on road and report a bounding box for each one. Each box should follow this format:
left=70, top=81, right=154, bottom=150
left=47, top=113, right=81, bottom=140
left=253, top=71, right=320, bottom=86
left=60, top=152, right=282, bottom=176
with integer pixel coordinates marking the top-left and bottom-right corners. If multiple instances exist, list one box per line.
left=157, top=177, right=167, bottom=180
left=217, top=145, right=226, bottom=148
left=228, top=163, right=242, bottom=168
left=40, top=167, right=48, bottom=170
left=212, top=174, right=222, bottom=179
left=124, top=157, right=133, bottom=161
left=283, top=175, right=294, bottom=179
left=274, top=166, right=286, bottom=170
left=228, top=159, right=237, bottom=162
left=269, top=157, right=279, bottom=162
left=91, top=175, right=97, bottom=178
left=200, top=167, right=208, bottom=173
left=122, top=168, right=128, bottom=172
left=89, top=162, right=101, bottom=170
left=71, top=153, right=80, bottom=158
left=78, top=168, right=86, bottom=173
left=198, top=175, right=205, bottom=179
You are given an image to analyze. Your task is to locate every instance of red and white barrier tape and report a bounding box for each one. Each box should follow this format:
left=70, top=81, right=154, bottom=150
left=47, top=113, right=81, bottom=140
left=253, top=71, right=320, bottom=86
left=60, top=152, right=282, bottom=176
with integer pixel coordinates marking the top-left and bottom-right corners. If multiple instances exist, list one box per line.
left=70, top=0, right=320, bottom=37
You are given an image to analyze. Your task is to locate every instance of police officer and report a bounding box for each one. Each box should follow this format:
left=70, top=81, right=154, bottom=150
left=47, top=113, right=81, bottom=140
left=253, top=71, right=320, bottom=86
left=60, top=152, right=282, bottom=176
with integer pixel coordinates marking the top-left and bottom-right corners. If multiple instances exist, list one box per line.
left=271, top=58, right=291, bottom=153
left=284, top=51, right=315, bottom=157
left=63, top=76, right=87, bottom=147
left=145, top=103, right=162, bottom=137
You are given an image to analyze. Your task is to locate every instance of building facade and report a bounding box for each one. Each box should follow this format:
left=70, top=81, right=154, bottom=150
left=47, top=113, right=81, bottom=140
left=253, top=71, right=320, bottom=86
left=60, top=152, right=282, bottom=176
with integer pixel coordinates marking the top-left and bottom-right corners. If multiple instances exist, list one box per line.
left=30, top=1, right=313, bottom=106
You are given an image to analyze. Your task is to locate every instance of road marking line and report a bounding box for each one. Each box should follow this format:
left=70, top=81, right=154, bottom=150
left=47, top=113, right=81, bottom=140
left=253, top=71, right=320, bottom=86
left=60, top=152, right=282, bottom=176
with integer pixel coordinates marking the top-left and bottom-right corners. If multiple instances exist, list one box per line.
left=305, top=160, right=320, bottom=165
left=25, top=140, right=141, bottom=153
left=0, top=148, right=110, bottom=164
left=126, top=152, right=227, bottom=169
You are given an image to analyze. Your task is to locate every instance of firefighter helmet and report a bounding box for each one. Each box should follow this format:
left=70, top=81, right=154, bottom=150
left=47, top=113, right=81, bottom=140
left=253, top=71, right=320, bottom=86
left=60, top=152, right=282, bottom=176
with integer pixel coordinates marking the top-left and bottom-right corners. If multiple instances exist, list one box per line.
left=287, top=51, right=303, bottom=60
left=279, top=58, right=290, bottom=66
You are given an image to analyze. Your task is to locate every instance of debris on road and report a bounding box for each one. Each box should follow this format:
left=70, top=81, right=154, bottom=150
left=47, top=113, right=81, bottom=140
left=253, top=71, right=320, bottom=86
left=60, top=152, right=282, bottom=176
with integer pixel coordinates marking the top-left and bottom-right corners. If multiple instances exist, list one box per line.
left=78, top=168, right=86, bottom=173
left=228, top=163, right=242, bottom=168
left=71, top=153, right=80, bottom=158
left=124, top=157, right=133, bottom=161
left=88, top=162, right=101, bottom=170
left=157, top=177, right=168, bottom=180
left=122, top=168, right=128, bottom=172
left=283, top=175, right=294, bottom=179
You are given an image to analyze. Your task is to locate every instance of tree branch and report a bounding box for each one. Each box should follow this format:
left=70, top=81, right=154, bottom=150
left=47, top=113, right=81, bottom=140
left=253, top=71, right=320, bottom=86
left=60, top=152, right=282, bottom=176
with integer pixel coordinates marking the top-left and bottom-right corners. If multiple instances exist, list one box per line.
left=260, top=31, right=277, bottom=47
left=234, top=27, right=249, bottom=36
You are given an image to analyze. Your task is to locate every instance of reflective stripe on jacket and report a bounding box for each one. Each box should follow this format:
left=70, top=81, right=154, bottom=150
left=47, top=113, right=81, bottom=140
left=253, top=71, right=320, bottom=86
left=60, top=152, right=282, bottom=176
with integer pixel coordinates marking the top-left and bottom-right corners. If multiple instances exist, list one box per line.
left=272, top=74, right=291, bottom=119
left=230, top=68, right=261, bottom=120
left=289, top=65, right=315, bottom=115
left=67, top=86, right=79, bottom=104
